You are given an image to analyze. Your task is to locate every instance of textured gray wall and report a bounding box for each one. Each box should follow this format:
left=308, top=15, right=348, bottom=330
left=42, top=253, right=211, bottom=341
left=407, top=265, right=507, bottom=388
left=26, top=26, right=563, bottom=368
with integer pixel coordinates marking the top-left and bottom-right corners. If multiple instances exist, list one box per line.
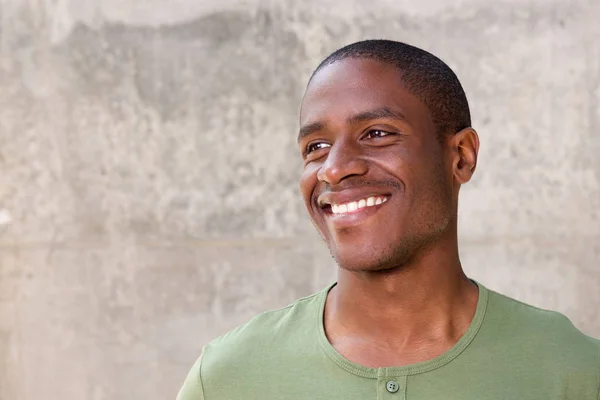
left=1, top=0, right=599, bottom=399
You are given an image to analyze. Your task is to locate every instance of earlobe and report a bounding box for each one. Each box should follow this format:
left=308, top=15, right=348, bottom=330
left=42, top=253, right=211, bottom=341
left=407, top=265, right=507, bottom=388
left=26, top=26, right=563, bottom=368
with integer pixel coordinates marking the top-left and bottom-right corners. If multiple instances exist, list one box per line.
left=453, top=127, right=479, bottom=184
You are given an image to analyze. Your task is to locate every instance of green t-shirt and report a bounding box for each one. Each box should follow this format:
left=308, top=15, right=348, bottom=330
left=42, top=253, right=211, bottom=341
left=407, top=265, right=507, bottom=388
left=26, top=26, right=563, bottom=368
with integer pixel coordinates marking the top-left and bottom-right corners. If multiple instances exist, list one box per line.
left=177, top=282, right=600, bottom=399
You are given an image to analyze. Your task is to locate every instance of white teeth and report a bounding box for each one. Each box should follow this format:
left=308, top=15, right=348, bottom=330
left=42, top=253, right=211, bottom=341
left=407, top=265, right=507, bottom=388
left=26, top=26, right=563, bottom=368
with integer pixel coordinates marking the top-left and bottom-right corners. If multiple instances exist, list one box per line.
left=347, top=201, right=358, bottom=212
left=330, top=196, right=388, bottom=214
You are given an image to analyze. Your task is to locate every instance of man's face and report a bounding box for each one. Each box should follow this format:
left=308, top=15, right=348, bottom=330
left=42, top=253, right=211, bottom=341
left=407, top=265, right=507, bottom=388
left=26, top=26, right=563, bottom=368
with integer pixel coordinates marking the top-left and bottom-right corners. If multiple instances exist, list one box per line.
left=298, top=58, right=456, bottom=272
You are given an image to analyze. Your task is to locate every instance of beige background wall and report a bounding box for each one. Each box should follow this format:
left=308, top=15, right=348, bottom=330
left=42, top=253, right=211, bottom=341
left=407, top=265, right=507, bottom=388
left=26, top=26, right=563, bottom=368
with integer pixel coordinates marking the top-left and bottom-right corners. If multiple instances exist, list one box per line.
left=0, top=0, right=599, bottom=399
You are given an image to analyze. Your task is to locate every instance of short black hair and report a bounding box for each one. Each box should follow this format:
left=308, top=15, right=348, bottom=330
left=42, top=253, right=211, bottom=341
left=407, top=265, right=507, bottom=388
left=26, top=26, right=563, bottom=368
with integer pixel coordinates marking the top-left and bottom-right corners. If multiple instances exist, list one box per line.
left=310, top=40, right=471, bottom=136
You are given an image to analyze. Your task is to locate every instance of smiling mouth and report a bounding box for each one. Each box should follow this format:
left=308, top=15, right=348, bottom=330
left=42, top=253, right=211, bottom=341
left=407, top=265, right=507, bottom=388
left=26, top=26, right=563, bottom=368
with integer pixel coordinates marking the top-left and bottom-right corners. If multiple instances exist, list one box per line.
left=324, top=195, right=389, bottom=215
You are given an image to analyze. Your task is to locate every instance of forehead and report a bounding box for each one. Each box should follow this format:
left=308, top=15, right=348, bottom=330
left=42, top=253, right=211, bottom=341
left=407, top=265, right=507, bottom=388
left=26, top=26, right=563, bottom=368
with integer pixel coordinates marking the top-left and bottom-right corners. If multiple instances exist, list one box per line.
left=300, top=58, right=431, bottom=129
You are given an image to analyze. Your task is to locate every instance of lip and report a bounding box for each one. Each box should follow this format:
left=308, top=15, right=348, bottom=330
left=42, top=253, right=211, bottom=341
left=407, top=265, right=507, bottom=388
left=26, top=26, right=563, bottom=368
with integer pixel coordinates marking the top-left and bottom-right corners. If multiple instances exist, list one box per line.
left=325, top=199, right=388, bottom=228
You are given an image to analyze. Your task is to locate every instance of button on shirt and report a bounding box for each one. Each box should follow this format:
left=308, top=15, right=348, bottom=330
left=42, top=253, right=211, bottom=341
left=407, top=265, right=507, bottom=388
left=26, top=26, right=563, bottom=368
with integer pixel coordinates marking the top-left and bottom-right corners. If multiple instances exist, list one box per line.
left=386, top=380, right=400, bottom=394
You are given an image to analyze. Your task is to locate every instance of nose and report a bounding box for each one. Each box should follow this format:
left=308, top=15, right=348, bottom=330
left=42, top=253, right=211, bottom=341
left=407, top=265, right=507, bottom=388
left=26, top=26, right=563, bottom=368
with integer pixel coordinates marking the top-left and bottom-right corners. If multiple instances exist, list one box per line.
left=316, top=139, right=368, bottom=185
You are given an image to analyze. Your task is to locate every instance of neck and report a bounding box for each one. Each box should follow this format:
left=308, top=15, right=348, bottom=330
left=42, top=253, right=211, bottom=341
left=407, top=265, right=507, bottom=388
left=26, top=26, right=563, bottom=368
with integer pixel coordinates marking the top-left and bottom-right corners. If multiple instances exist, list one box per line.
left=324, top=231, right=479, bottom=364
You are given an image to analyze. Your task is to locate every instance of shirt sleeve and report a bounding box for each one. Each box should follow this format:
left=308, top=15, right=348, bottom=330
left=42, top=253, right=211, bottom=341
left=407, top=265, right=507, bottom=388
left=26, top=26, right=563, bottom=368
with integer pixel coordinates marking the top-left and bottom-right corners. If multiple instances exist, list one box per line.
left=176, top=349, right=206, bottom=400
left=597, top=341, right=600, bottom=400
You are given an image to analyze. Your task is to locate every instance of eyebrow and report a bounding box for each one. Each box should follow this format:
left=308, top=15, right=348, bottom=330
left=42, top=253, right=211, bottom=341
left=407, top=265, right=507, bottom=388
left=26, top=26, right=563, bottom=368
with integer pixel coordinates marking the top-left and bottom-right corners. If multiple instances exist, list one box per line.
left=297, top=121, right=326, bottom=143
left=297, top=107, right=407, bottom=143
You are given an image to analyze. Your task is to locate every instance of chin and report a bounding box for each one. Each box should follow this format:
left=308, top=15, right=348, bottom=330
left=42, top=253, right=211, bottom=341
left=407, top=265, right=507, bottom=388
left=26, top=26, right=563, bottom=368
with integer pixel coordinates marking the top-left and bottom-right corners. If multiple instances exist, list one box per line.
left=332, top=245, right=413, bottom=273
left=329, top=230, right=438, bottom=272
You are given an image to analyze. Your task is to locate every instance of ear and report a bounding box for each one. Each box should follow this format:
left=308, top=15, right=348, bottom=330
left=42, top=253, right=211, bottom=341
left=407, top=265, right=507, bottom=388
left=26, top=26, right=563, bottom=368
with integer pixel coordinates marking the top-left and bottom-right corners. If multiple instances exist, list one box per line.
left=450, top=127, right=479, bottom=184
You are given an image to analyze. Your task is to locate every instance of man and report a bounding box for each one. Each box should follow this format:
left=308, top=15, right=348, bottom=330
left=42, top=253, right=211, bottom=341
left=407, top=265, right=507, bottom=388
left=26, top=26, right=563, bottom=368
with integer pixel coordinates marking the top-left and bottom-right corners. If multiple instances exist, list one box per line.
left=177, top=40, right=600, bottom=399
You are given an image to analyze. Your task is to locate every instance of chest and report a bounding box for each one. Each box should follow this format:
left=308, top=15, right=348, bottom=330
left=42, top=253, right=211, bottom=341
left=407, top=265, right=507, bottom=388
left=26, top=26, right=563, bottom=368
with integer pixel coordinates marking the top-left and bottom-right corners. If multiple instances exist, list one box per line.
left=205, top=367, right=597, bottom=400
left=329, top=336, right=455, bottom=368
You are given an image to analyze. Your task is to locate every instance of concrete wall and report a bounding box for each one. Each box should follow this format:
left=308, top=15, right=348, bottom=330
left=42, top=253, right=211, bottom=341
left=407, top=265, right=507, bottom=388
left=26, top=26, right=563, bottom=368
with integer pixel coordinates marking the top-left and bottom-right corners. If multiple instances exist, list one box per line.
left=0, top=0, right=598, bottom=398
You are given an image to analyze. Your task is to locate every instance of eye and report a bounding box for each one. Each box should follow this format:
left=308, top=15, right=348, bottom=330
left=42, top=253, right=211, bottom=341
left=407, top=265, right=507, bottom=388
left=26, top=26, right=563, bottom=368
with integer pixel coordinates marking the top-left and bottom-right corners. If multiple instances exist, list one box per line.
left=305, top=141, right=331, bottom=155
left=365, top=129, right=393, bottom=139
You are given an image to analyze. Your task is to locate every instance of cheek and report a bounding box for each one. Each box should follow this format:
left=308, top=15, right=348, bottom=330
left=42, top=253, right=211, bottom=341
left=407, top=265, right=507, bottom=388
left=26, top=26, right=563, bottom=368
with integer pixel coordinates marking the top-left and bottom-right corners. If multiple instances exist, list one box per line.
left=299, top=165, right=319, bottom=207
left=412, top=159, right=453, bottom=214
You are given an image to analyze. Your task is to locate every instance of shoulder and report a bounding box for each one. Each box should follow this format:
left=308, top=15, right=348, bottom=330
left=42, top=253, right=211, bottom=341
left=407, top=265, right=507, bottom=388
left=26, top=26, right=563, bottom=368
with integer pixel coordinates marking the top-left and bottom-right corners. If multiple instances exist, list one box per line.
left=201, top=287, right=326, bottom=374
left=208, top=288, right=324, bottom=347
left=484, top=287, right=600, bottom=366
